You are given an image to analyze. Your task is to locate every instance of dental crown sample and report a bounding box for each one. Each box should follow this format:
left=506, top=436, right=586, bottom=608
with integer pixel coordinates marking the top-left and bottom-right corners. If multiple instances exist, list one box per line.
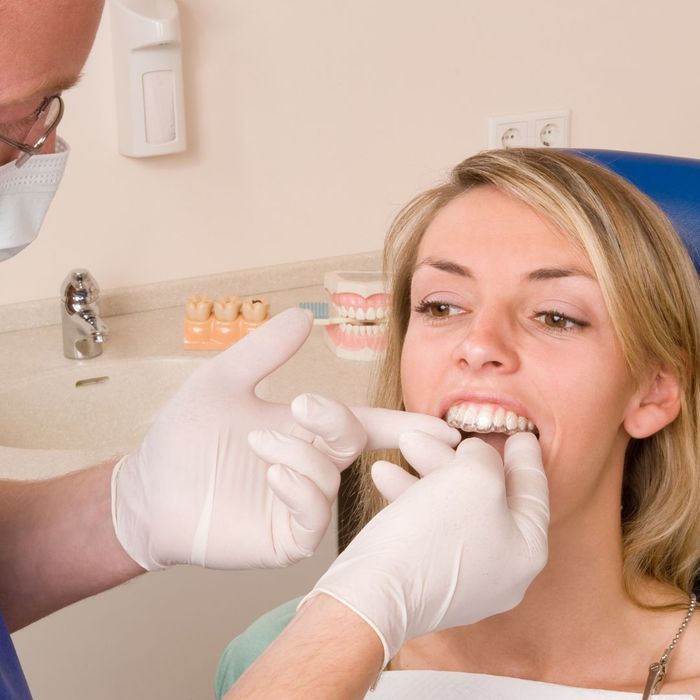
left=183, top=294, right=270, bottom=350
left=323, top=270, right=389, bottom=361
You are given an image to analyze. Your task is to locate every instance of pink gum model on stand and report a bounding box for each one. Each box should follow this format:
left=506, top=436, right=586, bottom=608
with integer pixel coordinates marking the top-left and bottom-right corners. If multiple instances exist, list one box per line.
left=183, top=295, right=270, bottom=350
left=323, top=271, right=389, bottom=361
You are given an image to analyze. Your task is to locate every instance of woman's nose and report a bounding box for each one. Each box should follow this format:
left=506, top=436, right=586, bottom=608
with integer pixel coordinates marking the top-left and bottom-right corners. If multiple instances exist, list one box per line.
left=451, top=309, right=519, bottom=373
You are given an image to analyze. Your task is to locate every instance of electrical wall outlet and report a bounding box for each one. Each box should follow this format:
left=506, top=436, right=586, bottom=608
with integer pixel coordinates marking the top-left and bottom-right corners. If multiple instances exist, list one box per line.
left=488, top=109, right=571, bottom=149
left=533, top=110, right=570, bottom=147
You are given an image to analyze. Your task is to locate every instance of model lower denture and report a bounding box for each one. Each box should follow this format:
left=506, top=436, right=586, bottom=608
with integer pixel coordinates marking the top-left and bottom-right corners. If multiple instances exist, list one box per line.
left=323, top=270, right=390, bottom=361
left=446, top=402, right=539, bottom=437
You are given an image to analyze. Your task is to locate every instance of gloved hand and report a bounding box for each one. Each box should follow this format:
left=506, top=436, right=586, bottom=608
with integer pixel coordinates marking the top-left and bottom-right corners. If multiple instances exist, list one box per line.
left=111, top=308, right=459, bottom=571
left=302, top=431, right=549, bottom=667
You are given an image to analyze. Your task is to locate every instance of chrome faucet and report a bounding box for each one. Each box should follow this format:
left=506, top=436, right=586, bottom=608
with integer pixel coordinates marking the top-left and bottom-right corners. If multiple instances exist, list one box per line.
left=61, top=269, right=109, bottom=359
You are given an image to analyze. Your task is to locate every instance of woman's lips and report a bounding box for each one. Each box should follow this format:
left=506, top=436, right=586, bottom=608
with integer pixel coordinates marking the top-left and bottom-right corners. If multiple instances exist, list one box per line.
left=445, top=401, right=539, bottom=437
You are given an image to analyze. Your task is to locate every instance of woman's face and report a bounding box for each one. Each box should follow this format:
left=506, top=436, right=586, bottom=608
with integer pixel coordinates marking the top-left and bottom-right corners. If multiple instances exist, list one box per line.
left=400, top=186, right=641, bottom=522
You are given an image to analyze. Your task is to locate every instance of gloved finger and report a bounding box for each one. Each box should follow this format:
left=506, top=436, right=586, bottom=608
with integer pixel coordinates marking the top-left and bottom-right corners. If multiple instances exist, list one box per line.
left=371, top=460, right=418, bottom=502
left=248, top=429, right=341, bottom=502
left=503, top=433, right=549, bottom=552
left=455, top=436, right=503, bottom=463
left=398, top=430, right=457, bottom=476
left=351, top=406, right=460, bottom=451
left=207, top=308, right=313, bottom=389
left=291, top=393, right=367, bottom=469
left=267, top=464, right=331, bottom=557
left=453, top=437, right=506, bottom=494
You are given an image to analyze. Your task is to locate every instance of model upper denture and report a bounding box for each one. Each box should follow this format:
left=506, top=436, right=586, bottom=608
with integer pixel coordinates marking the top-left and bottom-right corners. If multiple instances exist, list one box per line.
left=446, top=402, right=538, bottom=437
left=332, top=297, right=390, bottom=321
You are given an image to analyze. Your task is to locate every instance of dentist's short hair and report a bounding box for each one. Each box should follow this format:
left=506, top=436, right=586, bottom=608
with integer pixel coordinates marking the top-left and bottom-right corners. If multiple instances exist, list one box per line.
left=353, top=148, right=700, bottom=603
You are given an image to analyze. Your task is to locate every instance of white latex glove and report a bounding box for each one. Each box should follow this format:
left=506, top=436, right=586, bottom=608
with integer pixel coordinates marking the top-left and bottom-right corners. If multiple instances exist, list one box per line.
left=303, top=431, right=549, bottom=667
left=111, top=308, right=459, bottom=571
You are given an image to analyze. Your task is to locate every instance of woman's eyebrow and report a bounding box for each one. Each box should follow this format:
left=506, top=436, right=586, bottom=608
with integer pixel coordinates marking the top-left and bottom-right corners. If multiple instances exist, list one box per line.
left=412, top=257, right=594, bottom=282
left=412, top=257, right=473, bottom=277
left=526, top=266, right=595, bottom=281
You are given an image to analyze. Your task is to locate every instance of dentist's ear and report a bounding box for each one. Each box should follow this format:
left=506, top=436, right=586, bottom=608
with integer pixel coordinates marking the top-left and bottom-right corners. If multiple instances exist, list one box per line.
left=623, top=366, right=682, bottom=439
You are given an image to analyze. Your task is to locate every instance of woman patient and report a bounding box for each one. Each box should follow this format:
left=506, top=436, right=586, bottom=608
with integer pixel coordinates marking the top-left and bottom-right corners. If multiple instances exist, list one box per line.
left=216, top=149, right=700, bottom=697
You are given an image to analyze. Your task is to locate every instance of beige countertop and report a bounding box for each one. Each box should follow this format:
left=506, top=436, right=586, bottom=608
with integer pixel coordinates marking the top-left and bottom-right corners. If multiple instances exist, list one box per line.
left=0, top=268, right=377, bottom=479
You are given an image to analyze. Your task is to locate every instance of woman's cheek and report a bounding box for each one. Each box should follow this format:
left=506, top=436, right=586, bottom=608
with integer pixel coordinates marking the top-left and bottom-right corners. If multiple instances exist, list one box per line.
left=400, top=344, right=415, bottom=409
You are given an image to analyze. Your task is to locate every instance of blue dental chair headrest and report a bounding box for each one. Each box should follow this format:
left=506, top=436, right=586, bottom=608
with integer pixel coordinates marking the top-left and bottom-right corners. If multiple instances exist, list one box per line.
left=574, top=149, right=700, bottom=274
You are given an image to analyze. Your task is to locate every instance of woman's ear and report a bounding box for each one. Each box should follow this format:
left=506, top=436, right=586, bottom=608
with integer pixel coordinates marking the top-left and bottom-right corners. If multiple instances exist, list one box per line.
left=624, top=367, right=682, bottom=439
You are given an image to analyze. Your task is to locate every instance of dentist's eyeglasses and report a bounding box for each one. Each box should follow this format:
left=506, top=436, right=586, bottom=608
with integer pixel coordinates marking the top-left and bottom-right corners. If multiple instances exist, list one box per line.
left=0, top=95, right=64, bottom=168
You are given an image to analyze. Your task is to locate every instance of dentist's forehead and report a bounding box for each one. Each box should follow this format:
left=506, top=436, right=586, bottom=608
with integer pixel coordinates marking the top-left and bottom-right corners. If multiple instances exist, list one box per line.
left=0, top=0, right=102, bottom=109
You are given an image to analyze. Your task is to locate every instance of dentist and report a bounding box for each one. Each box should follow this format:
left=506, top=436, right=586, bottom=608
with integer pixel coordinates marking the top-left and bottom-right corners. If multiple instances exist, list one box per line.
left=0, top=2, right=465, bottom=697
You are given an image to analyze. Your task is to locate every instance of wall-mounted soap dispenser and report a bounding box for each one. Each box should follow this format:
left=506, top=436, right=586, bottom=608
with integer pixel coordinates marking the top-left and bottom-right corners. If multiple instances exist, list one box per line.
left=109, top=0, right=187, bottom=157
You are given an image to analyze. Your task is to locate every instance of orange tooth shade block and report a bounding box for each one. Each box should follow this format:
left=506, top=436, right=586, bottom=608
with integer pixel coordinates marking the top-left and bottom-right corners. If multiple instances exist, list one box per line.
left=183, top=295, right=270, bottom=350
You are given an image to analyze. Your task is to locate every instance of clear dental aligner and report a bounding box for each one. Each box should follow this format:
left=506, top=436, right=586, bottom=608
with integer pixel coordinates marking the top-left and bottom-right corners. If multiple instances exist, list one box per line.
left=323, top=270, right=390, bottom=362
left=446, top=402, right=539, bottom=437
left=183, top=295, right=270, bottom=351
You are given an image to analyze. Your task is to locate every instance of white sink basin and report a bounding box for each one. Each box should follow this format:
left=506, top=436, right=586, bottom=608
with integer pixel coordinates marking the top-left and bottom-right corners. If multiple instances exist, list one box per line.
left=0, top=357, right=203, bottom=452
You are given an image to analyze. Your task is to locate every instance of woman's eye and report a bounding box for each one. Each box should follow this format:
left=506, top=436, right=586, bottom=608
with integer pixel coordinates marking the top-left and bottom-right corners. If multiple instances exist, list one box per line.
left=534, top=310, right=588, bottom=332
left=414, top=300, right=463, bottom=318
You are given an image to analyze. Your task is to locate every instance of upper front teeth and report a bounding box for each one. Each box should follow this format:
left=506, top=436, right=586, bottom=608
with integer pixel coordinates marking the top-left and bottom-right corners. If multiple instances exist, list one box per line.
left=446, top=402, right=537, bottom=436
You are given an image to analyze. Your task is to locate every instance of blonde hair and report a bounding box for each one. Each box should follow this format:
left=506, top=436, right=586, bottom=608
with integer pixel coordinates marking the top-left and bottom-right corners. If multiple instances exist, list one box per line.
left=351, top=148, right=700, bottom=600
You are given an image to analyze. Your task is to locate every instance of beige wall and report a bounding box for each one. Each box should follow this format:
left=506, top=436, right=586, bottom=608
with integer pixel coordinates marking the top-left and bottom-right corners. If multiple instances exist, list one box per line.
left=1, top=0, right=698, bottom=306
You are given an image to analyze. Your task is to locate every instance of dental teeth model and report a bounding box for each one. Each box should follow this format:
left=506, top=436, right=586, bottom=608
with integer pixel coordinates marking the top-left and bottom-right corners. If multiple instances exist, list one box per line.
left=183, top=294, right=270, bottom=350
left=446, top=402, right=538, bottom=437
left=322, top=270, right=390, bottom=361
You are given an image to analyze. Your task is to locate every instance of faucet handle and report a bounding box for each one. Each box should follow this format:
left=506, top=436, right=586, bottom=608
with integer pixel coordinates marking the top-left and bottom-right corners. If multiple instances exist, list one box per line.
left=61, top=268, right=100, bottom=307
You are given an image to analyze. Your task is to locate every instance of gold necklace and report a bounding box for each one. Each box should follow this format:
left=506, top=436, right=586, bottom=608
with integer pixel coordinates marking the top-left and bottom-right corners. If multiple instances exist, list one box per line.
left=642, top=592, right=697, bottom=699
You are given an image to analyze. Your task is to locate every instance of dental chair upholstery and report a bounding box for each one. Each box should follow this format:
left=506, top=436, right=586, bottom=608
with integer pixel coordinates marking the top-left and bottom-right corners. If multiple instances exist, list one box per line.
left=575, top=149, right=700, bottom=273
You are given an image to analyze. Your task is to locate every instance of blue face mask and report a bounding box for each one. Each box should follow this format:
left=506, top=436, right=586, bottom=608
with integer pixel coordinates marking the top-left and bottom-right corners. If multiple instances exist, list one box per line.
left=0, top=137, right=69, bottom=261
